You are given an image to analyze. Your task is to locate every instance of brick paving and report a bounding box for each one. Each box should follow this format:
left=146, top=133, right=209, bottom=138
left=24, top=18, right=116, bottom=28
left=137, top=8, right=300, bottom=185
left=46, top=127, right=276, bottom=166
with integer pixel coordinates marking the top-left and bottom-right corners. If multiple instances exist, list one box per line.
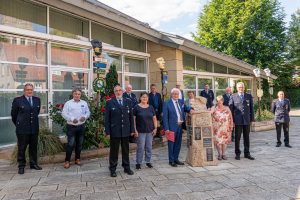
left=0, top=117, right=300, bottom=200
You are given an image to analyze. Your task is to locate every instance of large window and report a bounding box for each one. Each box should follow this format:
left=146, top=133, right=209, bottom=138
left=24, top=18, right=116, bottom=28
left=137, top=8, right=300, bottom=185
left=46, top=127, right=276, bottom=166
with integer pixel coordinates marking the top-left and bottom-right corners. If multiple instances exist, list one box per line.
left=51, top=44, right=89, bottom=69
left=49, top=9, right=89, bottom=41
left=92, top=23, right=121, bottom=48
left=125, top=57, right=146, bottom=73
left=183, top=52, right=195, bottom=71
left=196, top=57, right=212, bottom=72
left=214, top=77, right=228, bottom=96
left=0, top=0, right=47, bottom=33
left=123, top=33, right=146, bottom=52
left=214, top=63, right=227, bottom=74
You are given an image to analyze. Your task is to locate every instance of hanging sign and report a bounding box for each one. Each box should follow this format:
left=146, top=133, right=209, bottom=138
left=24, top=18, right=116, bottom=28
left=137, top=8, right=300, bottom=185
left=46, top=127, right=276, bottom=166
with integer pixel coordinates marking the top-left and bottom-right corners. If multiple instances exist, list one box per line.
left=93, top=77, right=105, bottom=93
left=94, top=68, right=106, bottom=75
left=93, top=62, right=107, bottom=69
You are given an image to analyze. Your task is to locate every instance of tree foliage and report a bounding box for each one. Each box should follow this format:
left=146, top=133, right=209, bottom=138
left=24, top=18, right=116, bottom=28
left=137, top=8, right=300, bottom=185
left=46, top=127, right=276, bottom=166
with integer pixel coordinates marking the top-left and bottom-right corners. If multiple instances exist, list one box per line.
left=287, top=9, right=300, bottom=66
left=193, top=0, right=288, bottom=86
left=105, top=64, right=119, bottom=96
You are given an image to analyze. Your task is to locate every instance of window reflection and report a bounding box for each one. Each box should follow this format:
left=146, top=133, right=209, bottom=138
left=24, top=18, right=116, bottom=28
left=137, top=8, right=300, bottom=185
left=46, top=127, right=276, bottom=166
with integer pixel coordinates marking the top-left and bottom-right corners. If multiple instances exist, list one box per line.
left=52, top=71, right=88, bottom=90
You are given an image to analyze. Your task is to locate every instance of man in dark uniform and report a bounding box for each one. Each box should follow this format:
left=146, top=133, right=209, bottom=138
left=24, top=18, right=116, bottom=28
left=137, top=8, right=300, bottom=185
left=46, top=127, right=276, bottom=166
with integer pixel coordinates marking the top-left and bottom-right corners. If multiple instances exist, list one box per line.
left=200, top=84, right=214, bottom=110
left=149, top=84, right=162, bottom=121
left=105, top=85, right=135, bottom=177
left=229, top=82, right=255, bottom=160
left=223, top=87, right=234, bottom=141
left=123, top=84, right=138, bottom=107
left=272, top=91, right=292, bottom=148
left=11, top=83, right=42, bottom=174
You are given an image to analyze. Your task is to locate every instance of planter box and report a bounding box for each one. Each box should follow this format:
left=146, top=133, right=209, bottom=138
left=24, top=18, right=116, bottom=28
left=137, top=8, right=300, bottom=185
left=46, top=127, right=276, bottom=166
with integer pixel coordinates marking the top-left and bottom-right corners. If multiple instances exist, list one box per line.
left=251, top=120, right=275, bottom=132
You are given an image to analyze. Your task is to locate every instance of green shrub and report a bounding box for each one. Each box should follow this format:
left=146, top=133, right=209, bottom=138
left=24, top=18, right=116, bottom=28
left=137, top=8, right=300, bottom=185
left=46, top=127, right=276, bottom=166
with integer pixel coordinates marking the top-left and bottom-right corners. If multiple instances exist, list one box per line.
left=255, top=109, right=274, bottom=122
left=11, top=128, right=64, bottom=164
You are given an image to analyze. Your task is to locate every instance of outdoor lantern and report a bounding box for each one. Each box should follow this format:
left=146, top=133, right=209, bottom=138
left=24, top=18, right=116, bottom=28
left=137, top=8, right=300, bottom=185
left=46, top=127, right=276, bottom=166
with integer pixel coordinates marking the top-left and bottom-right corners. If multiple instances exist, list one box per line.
left=253, top=68, right=261, bottom=78
left=264, top=68, right=271, bottom=77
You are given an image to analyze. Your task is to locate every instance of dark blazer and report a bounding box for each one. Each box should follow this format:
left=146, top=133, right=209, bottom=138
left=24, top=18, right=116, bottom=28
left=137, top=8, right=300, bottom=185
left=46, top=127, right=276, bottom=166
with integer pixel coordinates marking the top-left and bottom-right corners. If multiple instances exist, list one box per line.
left=11, top=95, right=41, bottom=135
left=223, top=93, right=231, bottom=106
left=105, top=97, right=134, bottom=137
left=149, top=92, right=163, bottom=119
left=229, top=93, right=254, bottom=125
left=179, top=90, right=185, bottom=104
left=272, top=98, right=290, bottom=123
left=163, top=99, right=190, bottom=133
left=123, top=92, right=138, bottom=107
left=200, top=90, right=214, bottom=108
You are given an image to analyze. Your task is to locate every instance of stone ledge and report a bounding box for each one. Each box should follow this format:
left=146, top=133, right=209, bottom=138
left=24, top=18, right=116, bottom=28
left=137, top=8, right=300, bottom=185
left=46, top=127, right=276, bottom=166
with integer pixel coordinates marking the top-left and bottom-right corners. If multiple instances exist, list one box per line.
left=251, top=120, right=275, bottom=132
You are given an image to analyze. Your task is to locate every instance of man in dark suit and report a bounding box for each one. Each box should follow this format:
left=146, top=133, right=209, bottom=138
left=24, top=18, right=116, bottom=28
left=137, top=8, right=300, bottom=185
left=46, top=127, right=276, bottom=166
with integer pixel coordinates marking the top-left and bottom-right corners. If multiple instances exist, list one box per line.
left=200, top=84, right=214, bottom=109
left=176, top=84, right=185, bottom=104
left=223, top=87, right=232, bottom=106
left=11, top=83, right=42, bottom=174
left=272, top=91, right=292, bottom=148
left=229, top=82, right=255, bottom=160
left=123, top=84, right=138, bottom=107
left=105, top=85, right=135, bottom=177
left=223, top=87, right=234, bottom=141
left=163, top=88, right=192, bottom=167
left=149, top=84, right=162, bottom=121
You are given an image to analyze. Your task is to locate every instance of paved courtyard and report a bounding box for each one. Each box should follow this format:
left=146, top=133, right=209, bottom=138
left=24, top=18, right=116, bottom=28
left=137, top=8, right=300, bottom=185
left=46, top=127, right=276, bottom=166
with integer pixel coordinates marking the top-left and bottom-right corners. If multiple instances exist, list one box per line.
left=0, top=117, right=300, bottom=200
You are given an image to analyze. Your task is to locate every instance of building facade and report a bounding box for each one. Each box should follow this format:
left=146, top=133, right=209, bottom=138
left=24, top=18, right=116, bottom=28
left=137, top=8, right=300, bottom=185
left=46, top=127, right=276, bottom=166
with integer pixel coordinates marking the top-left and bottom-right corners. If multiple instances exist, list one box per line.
left=0, top=0, right=275, bottom=147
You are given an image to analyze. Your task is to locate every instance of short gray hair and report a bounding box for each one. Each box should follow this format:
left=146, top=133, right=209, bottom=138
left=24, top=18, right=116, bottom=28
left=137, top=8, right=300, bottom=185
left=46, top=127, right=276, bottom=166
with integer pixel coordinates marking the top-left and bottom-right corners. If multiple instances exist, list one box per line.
left=72, top=88, right=82, bottom=94
left=23, top=83, right=34, bottom=90
left=236, top=82, right=244, bottom=88
left=171, top=88, right=180, bottom=94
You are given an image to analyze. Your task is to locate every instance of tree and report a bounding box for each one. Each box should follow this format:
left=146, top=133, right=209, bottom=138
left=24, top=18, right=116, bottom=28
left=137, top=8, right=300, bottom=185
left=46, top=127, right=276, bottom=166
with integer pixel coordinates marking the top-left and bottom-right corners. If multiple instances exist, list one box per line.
left=287, top=9, right=300, bottom=66
left=105, top=64, right=119, bottom=96
left=193, top=0, right=287, bottom=85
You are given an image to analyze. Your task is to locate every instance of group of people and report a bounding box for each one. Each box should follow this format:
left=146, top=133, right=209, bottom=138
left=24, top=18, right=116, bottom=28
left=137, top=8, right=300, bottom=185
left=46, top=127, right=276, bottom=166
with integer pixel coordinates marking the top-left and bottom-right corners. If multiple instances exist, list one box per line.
left=11, top=82, right=292, bottom=176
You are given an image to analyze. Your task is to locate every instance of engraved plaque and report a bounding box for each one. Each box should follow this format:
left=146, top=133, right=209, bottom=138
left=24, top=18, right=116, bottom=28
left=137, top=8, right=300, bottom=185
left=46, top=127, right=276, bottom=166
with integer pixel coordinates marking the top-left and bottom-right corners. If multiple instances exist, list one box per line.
left=206, top=148, right=213, bottom=161
left=194, top=127, right=201, bottom=140
left=203, top=138, right=212, bottom=147
left=195, top=113, right=212, bottom=126
left=202, top=127, right=211, bottom=137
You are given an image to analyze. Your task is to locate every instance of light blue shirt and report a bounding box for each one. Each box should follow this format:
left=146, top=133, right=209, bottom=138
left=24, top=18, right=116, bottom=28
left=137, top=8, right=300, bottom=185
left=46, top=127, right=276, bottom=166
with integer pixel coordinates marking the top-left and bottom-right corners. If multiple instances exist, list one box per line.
left=62, top=99, right=90, bottom=125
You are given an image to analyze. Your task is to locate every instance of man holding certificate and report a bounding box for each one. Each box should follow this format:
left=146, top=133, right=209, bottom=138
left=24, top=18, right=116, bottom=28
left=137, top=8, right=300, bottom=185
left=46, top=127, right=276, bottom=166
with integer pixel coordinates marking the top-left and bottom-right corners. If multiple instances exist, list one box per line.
left=163, top=88, right=193, bottom=167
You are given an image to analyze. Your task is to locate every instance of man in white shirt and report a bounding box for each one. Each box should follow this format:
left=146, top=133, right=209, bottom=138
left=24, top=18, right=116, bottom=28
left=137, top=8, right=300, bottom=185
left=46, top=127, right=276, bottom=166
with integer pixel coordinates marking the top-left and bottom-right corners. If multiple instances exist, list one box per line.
left=62, top=88, right=90, bottom=169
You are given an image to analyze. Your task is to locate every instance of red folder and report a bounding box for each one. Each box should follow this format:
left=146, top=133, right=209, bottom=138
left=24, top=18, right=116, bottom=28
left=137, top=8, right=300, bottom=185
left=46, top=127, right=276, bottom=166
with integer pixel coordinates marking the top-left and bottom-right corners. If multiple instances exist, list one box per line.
left=165, top=131, right=175, bottom=142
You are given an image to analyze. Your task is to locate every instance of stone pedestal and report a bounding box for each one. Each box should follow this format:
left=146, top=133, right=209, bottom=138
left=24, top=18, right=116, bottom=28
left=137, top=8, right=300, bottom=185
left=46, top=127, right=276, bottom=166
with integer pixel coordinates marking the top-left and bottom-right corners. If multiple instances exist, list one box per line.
left=185, top=97, right=218, bottom=167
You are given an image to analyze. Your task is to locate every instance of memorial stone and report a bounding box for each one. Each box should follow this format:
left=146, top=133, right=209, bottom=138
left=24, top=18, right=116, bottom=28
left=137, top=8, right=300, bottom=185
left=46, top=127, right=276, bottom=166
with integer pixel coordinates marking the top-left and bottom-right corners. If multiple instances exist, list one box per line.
left=186, top=97, right=218, bottom=166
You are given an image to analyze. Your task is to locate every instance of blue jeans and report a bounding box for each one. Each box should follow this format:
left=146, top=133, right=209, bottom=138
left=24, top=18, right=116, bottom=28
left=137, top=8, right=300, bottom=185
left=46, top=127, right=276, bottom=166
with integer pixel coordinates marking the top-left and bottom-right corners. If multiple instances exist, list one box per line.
left=168, top=127, right=182, bottom=162
left=136, top=133, right=153, bottom=164
left=65, top=124, right=84, bottom=162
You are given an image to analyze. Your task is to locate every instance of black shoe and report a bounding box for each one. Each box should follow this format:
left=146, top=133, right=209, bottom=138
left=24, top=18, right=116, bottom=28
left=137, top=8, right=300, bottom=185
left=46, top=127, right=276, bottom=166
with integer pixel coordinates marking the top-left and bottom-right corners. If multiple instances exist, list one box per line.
left=30, top=165, right=42, bottom=170
left=235, top=155, right=240, bottom=160
left=18, top=168, right=24, bottom=175
left=110, top=171, right=117, bottom=177
left=276, top=143, right=281, bottom=147
left=285, top=144, right=292, bottom=148
left=124, top=169, right=134, bottom=175
left=146, top=163, right=153, bottom=168
left=245, top=155, right=255, bottom=160
left=136, top=164, right=141, bottom=170
left=174, top=160, right=184, bottom=165
left=169, top=162, right=177, bottom=167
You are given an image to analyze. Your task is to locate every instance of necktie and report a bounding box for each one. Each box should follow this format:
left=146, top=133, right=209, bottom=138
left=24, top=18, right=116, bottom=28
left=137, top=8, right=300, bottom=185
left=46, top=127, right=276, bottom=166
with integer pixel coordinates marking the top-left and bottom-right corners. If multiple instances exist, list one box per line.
left=28, top=97, right=33, bottom=106
left=240, top=94, right=244, bottom=101
left=129, top=93, right=131, bottom=98
left=118, top=99, right=122, bottom=106
left=175, top=101, right=183, bottom=121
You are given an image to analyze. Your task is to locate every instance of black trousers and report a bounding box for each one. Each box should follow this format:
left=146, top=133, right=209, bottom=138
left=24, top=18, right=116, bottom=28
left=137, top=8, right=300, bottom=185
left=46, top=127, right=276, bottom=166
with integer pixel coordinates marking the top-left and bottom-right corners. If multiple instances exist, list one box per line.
left=109, top=137, right=130, bottom=172
left=235, top=125, right=250, bottom=156
left=275, top=122, right=289, bottom=145
left=65, top=124, right=84, bottom=162
left=17, top=134, right=38, bottom=169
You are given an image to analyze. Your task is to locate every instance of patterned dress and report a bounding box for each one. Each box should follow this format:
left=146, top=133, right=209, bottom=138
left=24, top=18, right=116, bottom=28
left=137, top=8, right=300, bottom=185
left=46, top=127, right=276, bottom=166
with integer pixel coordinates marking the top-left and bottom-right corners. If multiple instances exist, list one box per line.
left=212, top=106, right=233, bottom=146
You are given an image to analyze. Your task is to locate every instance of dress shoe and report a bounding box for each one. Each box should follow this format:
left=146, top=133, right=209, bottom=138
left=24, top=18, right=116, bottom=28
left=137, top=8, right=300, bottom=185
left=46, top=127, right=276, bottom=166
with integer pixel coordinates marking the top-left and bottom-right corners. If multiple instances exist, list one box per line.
left=276, top=143, right=281, bottom=147
left=285, top=144, right=292, bottom=148
left=75, top=159, right=81, bottom=166
left=64, top=161, right=70, bottom=169
left=235, top=155, right=240, bottom=160
left=18, top=168, right=24, bottom=175
left=30, top=165, right=42, bottom=170
left=146, top=163, right=153, bottom=168
left=169, top=162, right=177, bottom=167
left=217, top=155, right=222, bottom=160
left=110, top=171, right=117, bottom=177
left=174, top=160, right=184, bottom=165
left=124, top=169, right=134, bottom=175
left=245, top=155, right=255, bottom=160
left=136, top=164, right=141, bottom=170
left=222, top=155, right=227, bottom=160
